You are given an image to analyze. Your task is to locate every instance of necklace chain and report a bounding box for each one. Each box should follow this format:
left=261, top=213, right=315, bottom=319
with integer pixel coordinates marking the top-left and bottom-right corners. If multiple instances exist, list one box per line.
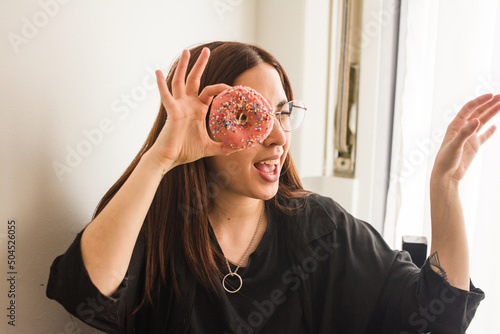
left=222, top=203, right=265, bottom=293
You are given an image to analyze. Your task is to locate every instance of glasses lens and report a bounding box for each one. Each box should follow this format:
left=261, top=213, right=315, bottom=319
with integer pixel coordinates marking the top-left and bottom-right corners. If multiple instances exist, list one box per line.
left=279, top=100, right=306, bottom=131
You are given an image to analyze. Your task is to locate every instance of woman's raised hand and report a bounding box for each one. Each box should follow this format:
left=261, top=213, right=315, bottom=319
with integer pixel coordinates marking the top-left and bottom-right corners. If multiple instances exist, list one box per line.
left=431, top=93, right=500, bottom=185
left=428, top=93, right=500, bottom=289
left=149, top=47, right=235, bottom=169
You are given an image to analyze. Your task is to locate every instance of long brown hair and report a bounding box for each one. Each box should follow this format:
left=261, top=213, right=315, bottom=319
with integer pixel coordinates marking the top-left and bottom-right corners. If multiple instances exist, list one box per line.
left=93, top=41, right=309, bottom=308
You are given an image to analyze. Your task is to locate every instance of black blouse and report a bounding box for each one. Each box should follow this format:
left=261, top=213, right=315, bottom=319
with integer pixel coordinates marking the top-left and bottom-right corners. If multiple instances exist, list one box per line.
left=46, top=194, right=484, bottom=333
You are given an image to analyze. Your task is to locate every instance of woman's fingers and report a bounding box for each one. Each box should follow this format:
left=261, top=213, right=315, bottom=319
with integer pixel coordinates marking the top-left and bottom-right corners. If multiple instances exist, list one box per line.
left=185, top=48, right=210, bottom=95
left=433, top=94, right=500, bottom=182
left=199, top=83, right=232, bottom=105
left=479, top=124, right=497, bottom=145
left=157, top=48, right=220, bottom=106
left=476, top=96, right=500, bottom=130
left=456, top=93, right=494, bottom=121
left=205, top=141, right=242, bottom=157
left=171, top=49, right=190, bottom=98
left=449, top=118, right=480, bottom=152
left=155, top=70, right=174, bottom=107
left=445, top=94, right=499, bottom=140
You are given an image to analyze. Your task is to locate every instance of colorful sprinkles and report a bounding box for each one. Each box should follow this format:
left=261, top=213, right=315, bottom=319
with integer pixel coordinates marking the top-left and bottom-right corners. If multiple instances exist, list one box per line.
left=209, top=85, right=273, bottom=149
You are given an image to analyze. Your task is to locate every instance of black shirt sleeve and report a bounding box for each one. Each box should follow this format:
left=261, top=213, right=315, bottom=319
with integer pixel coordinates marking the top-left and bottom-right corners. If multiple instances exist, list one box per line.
left=46, top=230, right=145, bottom=334
left=302, top=194, right=485, bottom=334
left=368, top=250, right=485, bottom=334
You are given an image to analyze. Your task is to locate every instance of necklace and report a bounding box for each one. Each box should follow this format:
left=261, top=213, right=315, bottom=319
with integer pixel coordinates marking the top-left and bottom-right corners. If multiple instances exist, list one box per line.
left=221, top=203, right=265, bottom=293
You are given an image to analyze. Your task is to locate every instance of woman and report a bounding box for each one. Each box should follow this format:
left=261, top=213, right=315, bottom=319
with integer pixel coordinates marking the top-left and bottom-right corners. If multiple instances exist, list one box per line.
left=47, top=41, right=495, bottom=333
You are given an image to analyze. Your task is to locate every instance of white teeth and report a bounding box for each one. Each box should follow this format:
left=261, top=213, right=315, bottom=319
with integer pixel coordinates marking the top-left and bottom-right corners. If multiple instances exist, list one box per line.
left=259, top=159, right=279, bottom=165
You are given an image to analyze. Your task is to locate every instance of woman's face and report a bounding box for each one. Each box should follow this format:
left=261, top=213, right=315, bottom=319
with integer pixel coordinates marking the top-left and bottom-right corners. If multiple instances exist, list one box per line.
left=206, top=63, right=291, bottom=202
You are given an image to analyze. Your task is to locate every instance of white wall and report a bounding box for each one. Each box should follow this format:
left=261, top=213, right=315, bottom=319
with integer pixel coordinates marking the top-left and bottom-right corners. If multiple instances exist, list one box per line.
left=255, top=0, right=331, bottom=179
left=0, top=1, right=256, bottom=333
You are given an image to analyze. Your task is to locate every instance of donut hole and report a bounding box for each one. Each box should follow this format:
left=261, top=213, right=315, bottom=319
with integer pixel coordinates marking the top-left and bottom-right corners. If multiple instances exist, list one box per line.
left=237, top=112, right=248, bottom=125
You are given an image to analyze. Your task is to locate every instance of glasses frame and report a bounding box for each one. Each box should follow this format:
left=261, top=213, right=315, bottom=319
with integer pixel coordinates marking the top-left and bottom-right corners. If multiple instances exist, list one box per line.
left=274, top=100, right=307, bottom=132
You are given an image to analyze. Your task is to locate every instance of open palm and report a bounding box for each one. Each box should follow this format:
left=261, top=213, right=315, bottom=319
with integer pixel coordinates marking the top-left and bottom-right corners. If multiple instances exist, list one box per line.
left=151, top=48, right=235, bottom=168
left=433, top=94, right=500, bottom=183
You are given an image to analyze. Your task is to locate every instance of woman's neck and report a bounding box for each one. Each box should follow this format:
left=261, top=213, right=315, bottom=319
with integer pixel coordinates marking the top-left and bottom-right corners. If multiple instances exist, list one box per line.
left=208, top=196, right=267, bottom=265
left=209, top=194, right=264, bottom=230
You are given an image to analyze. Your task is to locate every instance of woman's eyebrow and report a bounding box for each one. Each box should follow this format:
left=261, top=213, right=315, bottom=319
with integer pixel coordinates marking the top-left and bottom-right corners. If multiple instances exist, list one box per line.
left=276, top=100, right=288, bottom=110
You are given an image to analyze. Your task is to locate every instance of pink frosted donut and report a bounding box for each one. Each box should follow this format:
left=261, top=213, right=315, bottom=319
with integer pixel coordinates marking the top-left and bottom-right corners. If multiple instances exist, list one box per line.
left=208, top=85, right=274, bottom=149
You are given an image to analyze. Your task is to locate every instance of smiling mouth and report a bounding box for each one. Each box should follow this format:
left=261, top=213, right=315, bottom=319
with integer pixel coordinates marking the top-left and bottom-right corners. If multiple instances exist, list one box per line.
left=254, top=159, right=279, bottom=175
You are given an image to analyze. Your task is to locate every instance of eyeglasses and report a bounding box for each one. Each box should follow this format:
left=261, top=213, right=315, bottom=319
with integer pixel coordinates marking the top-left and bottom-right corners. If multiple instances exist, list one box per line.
left=275, top=100, right=307, bottom=132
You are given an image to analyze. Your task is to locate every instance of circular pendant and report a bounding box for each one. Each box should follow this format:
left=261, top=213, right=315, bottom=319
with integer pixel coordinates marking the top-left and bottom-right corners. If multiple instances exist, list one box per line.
left=222, top=273, right=243, bottom=293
